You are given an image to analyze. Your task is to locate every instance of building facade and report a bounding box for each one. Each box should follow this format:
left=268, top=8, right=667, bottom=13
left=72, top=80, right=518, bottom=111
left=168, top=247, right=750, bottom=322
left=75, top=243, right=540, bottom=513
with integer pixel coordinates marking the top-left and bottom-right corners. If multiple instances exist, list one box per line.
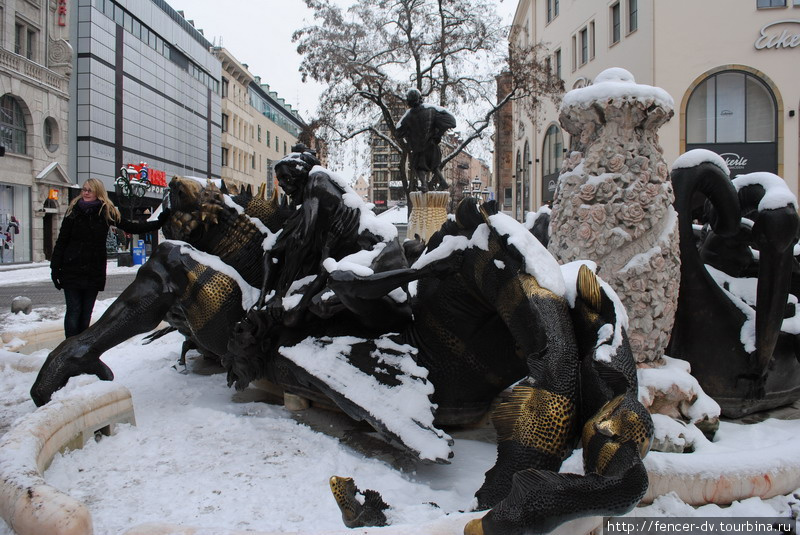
left=213, top=46, right=305, bottom=194
left=508, top=0, right=800, bottom=219
left=71, top=0, right=222, bottom=224
left=1, top=0, right=72, bottom=263
left=248, top=78, right=304, bottom=194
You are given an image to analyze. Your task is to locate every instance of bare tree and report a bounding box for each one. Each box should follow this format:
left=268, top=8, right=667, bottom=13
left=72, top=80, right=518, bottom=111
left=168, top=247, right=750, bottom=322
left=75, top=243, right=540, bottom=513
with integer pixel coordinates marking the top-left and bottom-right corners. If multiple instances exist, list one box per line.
left=294, top=0, right=563, bottom=206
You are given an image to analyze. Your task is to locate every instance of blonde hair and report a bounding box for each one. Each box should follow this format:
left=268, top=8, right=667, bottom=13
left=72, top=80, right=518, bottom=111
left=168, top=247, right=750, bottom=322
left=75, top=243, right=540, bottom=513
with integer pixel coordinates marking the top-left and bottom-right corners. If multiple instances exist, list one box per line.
left=66, top=178, right=121, bottom=223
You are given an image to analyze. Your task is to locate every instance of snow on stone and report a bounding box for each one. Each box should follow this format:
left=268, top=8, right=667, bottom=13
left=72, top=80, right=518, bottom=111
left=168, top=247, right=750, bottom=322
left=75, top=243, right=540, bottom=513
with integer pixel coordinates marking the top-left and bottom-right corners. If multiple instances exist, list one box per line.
left=170, top=240, right=260, bottom=311
left=278, top=334, right=452, bottom=462
left=643, top=418, right=800, bottom=480
left=560, top=260, right=628, bottom=363
left=561, top=68, right=674, bottom=112
left=671, top=149, right=731, bottom=177
left=732, top=172, right=798, bottom=211
left=637, top=356, right=721, bottom=424
left=620, top=208, right=679, bottom=275
left=488, top=213, right=566, bottom=297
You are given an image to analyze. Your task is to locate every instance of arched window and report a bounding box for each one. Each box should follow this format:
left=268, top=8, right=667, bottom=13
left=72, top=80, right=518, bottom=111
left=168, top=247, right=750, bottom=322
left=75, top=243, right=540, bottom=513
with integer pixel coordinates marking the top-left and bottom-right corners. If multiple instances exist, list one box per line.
left=541, top=124, right=564, bottom=203
left=0, top=95, right=27, bottom=154
left=685, top=70, right=777, bottom=174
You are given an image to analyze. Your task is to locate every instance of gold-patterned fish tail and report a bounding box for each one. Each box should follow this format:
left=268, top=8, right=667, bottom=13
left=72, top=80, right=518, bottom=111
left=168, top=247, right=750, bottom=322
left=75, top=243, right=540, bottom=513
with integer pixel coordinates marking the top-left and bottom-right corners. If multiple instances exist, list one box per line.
left=474, top=382, right=578, bottom=510
left=179, top=257, right=245, bottom=355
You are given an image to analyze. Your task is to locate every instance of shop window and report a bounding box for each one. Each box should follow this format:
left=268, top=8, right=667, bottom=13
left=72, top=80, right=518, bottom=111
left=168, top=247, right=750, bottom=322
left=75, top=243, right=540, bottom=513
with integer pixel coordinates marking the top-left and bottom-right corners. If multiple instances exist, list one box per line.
left=0, top=95, right=27, bottom=155
left=44, top=117, right=59, bottom=152
left=757, top=0, right=786, bottom=6
left=686, top=71, right=776, bottom=144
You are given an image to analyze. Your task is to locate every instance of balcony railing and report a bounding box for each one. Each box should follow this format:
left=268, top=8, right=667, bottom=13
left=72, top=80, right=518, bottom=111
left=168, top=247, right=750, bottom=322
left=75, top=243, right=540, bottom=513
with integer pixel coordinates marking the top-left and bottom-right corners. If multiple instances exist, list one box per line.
left=0, top=48, right=68, bottom=94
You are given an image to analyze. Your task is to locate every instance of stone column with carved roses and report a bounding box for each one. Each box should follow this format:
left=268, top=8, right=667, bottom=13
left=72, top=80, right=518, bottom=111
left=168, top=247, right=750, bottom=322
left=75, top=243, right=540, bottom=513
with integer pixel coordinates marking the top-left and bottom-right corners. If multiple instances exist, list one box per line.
left=548, top=68, right=680, bottom=364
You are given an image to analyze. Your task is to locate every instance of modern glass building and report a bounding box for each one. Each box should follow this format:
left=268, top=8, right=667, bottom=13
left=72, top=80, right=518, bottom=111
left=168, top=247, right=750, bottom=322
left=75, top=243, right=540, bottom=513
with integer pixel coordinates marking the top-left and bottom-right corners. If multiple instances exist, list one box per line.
left=70, top=0, right=222, bottom=214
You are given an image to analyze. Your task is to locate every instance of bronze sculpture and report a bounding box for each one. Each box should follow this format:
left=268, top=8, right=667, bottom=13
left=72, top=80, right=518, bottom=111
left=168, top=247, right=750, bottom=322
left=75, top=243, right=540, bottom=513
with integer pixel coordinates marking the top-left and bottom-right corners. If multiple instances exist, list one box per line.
left=396, top=89, right=457, bottom=192
left=669, top=152, right=800, bottom=417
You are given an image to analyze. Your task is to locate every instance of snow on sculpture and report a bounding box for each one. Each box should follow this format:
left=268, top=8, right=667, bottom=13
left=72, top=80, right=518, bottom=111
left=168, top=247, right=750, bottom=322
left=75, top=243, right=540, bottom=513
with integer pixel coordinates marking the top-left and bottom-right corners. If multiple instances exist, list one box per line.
left=548, top=68, right=680, bottom=364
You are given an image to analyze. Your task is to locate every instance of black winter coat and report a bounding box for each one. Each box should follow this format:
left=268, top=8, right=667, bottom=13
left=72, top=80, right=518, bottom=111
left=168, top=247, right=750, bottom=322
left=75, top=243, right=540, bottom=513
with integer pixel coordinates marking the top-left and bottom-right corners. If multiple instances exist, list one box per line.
left=51, top=203, right=164, bottom=291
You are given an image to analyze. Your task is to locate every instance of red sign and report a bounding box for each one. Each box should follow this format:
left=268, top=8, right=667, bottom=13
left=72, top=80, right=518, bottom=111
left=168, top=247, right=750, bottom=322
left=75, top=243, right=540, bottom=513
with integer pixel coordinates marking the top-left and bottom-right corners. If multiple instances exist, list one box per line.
left=58, top=0, right=67, bottom=26
left=125, top=163, right=169, bottom=187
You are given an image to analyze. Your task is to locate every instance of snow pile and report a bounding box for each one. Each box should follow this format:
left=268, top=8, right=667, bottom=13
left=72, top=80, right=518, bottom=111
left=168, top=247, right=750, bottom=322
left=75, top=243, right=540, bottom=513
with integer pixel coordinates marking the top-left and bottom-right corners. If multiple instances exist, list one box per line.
left=638, top=356, right=721, bottom=426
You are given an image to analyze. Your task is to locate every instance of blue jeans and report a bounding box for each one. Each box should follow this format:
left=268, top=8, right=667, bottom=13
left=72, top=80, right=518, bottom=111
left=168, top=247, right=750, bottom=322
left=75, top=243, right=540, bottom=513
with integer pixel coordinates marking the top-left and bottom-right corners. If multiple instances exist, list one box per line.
left=63, top=288, right=99, bottom=338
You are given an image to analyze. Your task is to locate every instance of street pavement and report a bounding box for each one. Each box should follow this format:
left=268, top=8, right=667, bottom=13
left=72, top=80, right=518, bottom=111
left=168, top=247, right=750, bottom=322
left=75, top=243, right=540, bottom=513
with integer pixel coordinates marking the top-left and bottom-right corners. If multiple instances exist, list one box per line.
left=0, top=272, right=137, bottom=310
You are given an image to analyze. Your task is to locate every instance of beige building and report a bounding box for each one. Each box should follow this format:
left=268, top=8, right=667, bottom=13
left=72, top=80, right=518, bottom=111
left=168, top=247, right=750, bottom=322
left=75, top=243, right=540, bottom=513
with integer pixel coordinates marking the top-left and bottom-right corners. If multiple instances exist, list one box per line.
left=213, top=47, right=304, bottom=194
left=1, top=0, right=72, bottom=263
left=509, top=0, right=800, bottom=219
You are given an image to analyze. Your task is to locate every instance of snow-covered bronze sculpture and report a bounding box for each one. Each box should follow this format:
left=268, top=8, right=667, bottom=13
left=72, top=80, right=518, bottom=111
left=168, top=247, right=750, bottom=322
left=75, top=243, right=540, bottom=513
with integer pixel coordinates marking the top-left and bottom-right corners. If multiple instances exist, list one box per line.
left=548, top=68, right=680, bottom=365
left=669, top=150, right=800, bottom=417
left=31, top=160, right=653, bottom=534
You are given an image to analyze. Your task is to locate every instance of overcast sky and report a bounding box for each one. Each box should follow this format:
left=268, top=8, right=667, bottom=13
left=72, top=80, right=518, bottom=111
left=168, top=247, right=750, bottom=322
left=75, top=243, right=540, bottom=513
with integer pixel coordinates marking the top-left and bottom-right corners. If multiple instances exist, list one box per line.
left=165, top=0, right=518, bottom=120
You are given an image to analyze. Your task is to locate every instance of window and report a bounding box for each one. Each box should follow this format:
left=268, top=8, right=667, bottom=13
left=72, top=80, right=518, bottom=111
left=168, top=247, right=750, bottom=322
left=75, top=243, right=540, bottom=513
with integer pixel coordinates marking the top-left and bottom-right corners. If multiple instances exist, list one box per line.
left=611, top=2, right=621, bottom=44
left=1, top=95, right=27, bottom=154
left=504, top=187, right=512, bottom=208
left=252, top=154, right=256, bottom=169
left=542, top=124, right=564, bottom=203
left=222, top=78, right=229, bottom=98
left=580, top=28, right=589, bottom=65
left=628, top=0, right=638, bottom=33
left=590, top=21, right=596, bottom=59
left=221, top=113, right=228, bottom=133
left=257, top=125, right=261, bottom=142
left=267, top=130, right=271, bottom=146
left=44, top=117, right=59, bottom=152
left=221, top=147, right=228, bottom=167
left=554, top=49, right=562, bottom=80
left=15, top=21, right=37, bottom=60
left=686, top=71, right=776, bottom=144
left=275, top=136, right=279, bottom=150
left=546, top=0, right=560, bottom=22
left=571, top=35, right=577, bottom=71
left=283, top=141, right=287, bottom=155
left=757, top=0, right=786, bottom=6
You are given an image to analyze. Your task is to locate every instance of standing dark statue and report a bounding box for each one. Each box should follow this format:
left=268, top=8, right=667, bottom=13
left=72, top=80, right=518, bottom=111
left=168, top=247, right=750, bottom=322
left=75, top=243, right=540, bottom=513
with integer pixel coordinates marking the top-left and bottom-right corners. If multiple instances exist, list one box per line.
left=396, top=88, right=456, bottom=192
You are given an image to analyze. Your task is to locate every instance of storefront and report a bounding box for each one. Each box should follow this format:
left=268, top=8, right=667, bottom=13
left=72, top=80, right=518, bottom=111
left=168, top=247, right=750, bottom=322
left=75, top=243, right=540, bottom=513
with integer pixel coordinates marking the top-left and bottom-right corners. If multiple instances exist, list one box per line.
left=0, top=183, right=31, bottom=264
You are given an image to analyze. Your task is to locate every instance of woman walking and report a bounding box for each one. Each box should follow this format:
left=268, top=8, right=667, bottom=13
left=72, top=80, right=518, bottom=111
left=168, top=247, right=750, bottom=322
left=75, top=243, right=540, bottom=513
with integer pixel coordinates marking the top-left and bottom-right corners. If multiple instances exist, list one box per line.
left=50, top=178, right=169, bottom=338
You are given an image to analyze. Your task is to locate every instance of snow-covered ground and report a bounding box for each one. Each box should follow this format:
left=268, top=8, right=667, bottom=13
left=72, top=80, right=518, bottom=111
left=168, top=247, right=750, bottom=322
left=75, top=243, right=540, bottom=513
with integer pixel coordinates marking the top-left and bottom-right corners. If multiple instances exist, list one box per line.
left=0, top=266, right=799, bottom=534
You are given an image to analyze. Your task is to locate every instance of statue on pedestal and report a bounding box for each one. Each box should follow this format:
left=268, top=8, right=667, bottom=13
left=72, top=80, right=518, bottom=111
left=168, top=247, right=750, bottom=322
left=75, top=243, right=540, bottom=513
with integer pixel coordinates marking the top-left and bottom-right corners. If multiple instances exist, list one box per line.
left=396, top=88, right=456, bottom=193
